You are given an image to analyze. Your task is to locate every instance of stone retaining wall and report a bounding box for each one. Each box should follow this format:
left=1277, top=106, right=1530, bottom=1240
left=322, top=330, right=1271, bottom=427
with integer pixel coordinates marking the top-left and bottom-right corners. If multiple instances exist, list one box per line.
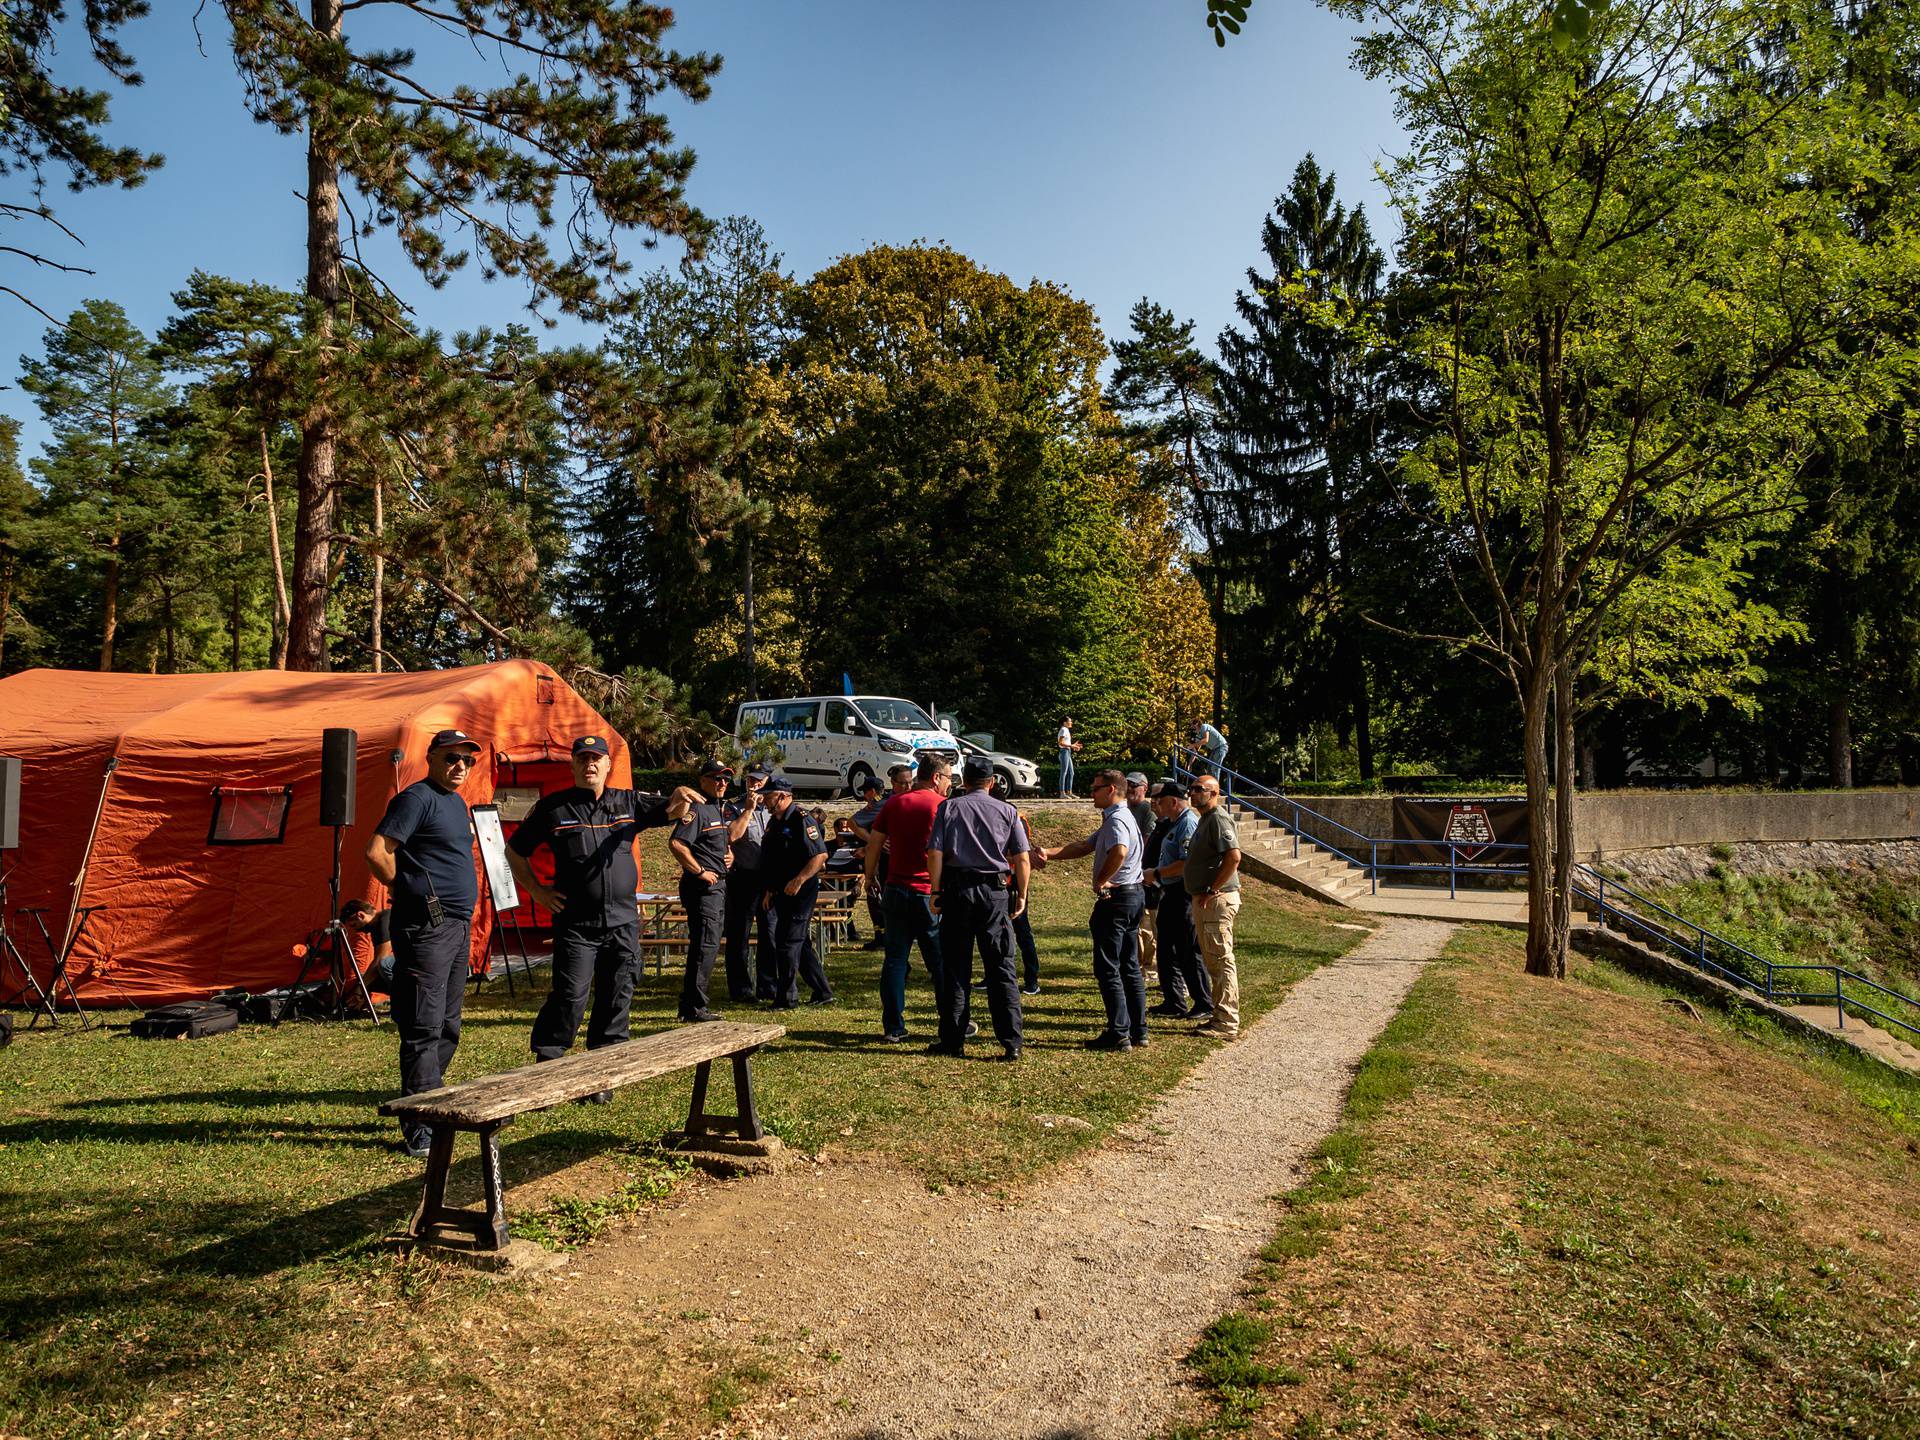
left=1258, top=790, right=1920, bottom=859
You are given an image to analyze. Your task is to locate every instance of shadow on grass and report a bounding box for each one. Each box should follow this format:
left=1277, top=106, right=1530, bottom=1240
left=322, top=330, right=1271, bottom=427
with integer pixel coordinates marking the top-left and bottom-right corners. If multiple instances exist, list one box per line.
left=0, top=1124, right=610, bottom=1422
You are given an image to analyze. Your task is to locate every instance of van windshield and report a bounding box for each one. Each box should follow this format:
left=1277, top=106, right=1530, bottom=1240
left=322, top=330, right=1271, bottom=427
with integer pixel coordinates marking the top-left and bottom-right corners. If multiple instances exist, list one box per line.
left=855, top=697, right=937, bottom=731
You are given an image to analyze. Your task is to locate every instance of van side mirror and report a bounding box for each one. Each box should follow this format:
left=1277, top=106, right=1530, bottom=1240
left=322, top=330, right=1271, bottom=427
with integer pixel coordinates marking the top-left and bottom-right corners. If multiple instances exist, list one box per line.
left=842, top=716, right=856, bottom=734
left=940, top=718, right=955, bottom=733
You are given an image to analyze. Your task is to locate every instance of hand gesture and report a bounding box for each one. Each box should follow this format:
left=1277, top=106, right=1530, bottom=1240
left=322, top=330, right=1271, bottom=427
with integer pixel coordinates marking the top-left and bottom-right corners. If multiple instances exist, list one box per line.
left=698, top=869, right=719, bottom=886
left=1010, top=894, right=1026, bottom=920
left=534, top=883, right=567, bottom=914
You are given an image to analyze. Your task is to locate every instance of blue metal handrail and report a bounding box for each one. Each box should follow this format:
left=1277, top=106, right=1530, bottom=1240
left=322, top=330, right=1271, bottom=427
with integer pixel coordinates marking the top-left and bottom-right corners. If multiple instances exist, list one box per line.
left=1169, top=744, right=1526, bottom=898
left=1574, top=864, right=1920, bottom=1044
left=1166, top=745, right=1920, bottom=1043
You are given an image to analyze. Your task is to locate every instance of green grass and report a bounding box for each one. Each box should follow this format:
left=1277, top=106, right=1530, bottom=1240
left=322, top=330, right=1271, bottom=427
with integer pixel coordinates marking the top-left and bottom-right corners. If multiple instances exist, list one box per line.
left=0, top=809, right=1357, bottom=1438
left=1180, top=924, right=1920, bottom=1439
left=1647, top=865, right=1920, bottom=1002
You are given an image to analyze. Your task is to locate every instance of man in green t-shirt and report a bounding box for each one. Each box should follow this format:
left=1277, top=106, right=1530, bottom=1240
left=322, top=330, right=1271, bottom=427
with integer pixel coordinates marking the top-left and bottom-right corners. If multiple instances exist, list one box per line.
left=1183, top=774, right=1244, bottom=1039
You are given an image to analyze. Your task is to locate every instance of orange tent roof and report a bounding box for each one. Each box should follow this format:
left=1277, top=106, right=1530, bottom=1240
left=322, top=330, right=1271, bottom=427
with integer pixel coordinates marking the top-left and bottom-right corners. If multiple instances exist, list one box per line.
left=0, top=660, right=627, bottom=1007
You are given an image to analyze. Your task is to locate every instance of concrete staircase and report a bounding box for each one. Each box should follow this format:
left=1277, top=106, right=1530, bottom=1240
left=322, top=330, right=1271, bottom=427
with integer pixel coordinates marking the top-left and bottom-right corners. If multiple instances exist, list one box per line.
left=1228, top=798, right=1532, bottom=926
left=1229, top=801, right=1374, bottom=905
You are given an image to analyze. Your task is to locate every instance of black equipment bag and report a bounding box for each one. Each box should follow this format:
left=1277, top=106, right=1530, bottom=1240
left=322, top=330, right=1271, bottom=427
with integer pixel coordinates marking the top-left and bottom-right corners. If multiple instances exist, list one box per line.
left=130, top=1000, right=240, bottom=1040
left=210, top=988, right=275, bottom=1024
left=0, top=1012, right=12, bottom=1048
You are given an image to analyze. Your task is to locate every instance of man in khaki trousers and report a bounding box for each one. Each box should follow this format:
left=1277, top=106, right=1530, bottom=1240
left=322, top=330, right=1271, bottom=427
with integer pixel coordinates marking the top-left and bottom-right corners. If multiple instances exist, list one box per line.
left=1183, top=775, right=1243, bottom=1039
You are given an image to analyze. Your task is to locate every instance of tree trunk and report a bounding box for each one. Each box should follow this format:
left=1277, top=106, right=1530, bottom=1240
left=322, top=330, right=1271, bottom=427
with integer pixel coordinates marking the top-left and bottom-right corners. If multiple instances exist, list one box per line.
left=161, top=586, right=177, bottom=673
left=1829, top=696, right=1853, bottom=789
left=1210, top=565, right=1225, bottom=722
left=742, top=533, right=756, bottom=702
left=371, top=470, right=385, bottom=674
left=1353, top=657, right=1375, bottom=782
left=230, top=581, right=242, bottom=670
left=259, top=428, right=292, bottom=668
left=99, top=537, right=120, bottom=671
left=287, top=0, right=345, bottom=673
left=1549, top=649, right=1575, bottom=977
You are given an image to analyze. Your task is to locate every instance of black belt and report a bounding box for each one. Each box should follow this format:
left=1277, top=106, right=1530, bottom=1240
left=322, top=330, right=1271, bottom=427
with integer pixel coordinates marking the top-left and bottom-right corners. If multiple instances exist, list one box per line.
left=1101, top=883, right=1144, bottom=894
left=944, top=866, right=1007, bottom=881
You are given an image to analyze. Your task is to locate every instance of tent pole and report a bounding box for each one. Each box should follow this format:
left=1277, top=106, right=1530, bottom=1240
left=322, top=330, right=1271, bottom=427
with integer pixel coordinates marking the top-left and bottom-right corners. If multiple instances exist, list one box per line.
left=59, top=753, right=120, bottom=993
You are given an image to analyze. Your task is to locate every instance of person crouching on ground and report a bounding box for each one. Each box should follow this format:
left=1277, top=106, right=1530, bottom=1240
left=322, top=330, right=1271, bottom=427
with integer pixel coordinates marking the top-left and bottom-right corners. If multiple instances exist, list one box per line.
left=1034, top=768, right=1148, bottom=1051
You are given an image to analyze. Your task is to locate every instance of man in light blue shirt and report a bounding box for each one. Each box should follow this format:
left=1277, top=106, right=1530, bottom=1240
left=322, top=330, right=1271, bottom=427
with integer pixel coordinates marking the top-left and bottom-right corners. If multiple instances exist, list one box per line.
left=1035, top=767, right=1148, bottom=1051
left=1192, top=720, right=1229, bottom=788
left=1144, top=781, right=1212, bottom=1022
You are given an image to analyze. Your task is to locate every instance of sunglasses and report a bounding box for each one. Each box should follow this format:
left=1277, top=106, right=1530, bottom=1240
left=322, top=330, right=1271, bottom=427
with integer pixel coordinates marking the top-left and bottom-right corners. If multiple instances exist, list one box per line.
left=440, top=753, right=478, bottom=768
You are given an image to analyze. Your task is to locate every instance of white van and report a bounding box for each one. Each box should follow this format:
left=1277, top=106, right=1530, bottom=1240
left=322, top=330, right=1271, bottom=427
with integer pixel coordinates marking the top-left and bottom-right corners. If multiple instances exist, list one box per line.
left=734, top=695, right=963, bottom=795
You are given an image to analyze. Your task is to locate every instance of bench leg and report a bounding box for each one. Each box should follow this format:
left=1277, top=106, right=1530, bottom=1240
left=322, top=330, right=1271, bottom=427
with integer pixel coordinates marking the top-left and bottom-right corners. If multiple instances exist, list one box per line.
left=686, top=1060, right=713, bottom=1137
left=406, top=1120, right=512, bottom=1252
left=731, top=1052, right=765, bottom=1142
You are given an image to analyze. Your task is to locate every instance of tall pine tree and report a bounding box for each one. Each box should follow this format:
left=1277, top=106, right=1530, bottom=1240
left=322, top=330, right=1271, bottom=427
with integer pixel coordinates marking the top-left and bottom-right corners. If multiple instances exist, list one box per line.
left=1211, top=155, right=1400, bottom=779
left=216, top=0, right=720, bottom=670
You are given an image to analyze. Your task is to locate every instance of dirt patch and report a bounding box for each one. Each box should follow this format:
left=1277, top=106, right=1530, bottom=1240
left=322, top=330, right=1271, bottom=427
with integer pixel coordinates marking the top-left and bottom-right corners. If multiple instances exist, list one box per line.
left=533, top=917, right=1452, bottom=1438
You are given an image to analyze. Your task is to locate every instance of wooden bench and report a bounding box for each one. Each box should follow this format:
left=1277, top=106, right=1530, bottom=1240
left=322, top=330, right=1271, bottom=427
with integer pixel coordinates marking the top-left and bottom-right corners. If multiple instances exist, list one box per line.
left=379, top=1020, right=784, bottom=1251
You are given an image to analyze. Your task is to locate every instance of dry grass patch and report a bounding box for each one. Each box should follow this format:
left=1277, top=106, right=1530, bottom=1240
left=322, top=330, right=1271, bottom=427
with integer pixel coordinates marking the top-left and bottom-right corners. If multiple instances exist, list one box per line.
left=1189, top=925, right=1920, bottom=1439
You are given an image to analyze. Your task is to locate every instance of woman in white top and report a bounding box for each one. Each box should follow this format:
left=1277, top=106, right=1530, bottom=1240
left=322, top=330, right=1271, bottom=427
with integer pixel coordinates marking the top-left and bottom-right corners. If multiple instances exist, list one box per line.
left=1056, top=717, right=1082, bottom=797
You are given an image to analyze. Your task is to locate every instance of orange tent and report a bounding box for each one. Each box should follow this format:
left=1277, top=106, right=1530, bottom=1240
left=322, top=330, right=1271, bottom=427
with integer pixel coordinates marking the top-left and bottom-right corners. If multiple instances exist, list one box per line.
left=0, top=660, right=630, bottom=1008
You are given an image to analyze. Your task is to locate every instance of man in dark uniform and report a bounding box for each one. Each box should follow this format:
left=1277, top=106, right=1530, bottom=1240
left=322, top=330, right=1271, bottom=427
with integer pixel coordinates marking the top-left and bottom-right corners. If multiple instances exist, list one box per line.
left=721, top=764, right=773, bottom=1003
left=507, top=736, right=698, bottom=1095
left=927, top=755, right=1031, bottom=1060
left=759, top=776, right=830, bottom=1008
left=669, top=758, right=736, bottom=1022
left=849, top=773, right=888, bottom=949
left=367, top=729, right=483, bottom=1156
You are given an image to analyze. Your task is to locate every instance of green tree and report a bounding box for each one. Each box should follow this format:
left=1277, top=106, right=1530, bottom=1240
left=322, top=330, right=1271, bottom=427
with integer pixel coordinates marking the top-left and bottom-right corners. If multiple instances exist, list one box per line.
left=0, top=414, right=39, bottom=670
left=1, top=0, right=163, bottom=319
left=1209, top=155, right=1401, bottom=780
left=214, top=0, right=720, bottom=670
left=1109, top=300, right=1226, bottom=720
left=773, top=244, right=1194, bottom=754
left=1345, top=0, right=1920, bottom=974
left=18, top=299, right=175, bottom=669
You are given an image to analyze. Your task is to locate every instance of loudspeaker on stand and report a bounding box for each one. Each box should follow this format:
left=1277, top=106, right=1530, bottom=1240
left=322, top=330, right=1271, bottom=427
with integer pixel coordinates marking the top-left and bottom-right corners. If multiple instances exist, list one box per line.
left=319, top=729, right=356, bottom=828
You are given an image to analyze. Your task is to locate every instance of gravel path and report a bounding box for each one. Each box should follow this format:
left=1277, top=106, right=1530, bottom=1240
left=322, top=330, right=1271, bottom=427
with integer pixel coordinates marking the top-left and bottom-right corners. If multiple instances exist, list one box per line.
left=569, top=916, right=1453, bottom=1438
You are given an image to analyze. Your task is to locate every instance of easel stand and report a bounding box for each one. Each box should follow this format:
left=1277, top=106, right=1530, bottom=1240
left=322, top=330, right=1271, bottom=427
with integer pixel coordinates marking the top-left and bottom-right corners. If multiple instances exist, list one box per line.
left=20, top=904, right=100, bottom=1030
left=0, top=869, right=58, bottom=1027
left=278, top=825, right=380, bottom=1026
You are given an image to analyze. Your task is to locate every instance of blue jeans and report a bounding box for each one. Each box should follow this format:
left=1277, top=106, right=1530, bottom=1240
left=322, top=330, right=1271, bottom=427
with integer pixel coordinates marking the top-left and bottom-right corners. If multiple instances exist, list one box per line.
left=1058, top=747, right=1075, bottom=795
left=1089, top=886, right=1148, bottom=1043
left=880, top=885, right=943, bottom=1038
left=1206, top=745, right=1229, bottom=792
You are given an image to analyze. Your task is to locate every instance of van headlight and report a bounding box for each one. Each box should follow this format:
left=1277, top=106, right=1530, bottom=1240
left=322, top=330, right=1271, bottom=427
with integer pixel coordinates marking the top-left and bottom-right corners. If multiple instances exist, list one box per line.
left=879, top=736, right=911, bottom=754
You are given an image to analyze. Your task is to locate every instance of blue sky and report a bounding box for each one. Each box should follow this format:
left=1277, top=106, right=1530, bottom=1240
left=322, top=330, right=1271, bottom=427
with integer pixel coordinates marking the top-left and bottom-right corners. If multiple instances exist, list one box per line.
left=3, top=1, right=1402, bottom=458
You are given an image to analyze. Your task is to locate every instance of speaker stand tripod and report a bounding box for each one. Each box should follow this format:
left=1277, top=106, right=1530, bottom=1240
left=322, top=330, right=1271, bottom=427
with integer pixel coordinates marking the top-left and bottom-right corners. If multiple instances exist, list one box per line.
left=277, top=824, right=380, bottom=1026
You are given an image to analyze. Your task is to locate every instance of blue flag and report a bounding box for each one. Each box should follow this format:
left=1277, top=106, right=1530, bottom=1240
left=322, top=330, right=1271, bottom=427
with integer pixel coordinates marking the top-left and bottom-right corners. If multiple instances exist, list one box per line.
left=842, top=672, right=855, bottom=695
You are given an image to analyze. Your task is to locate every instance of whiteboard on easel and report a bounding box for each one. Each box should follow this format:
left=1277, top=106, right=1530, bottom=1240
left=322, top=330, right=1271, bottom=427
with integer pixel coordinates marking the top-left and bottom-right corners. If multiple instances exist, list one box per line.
left=469, top=804, right=520, bottom=911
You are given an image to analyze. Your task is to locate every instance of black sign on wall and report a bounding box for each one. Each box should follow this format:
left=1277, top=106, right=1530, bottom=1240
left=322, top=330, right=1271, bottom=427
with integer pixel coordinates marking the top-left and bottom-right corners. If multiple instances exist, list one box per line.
left=1391, top=798, right=1529, bottom=869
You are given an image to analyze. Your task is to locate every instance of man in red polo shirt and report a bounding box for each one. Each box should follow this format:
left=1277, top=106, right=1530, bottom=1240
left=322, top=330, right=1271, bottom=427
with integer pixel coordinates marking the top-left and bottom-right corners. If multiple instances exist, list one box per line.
left=864, top=752, right=951, bottom=1042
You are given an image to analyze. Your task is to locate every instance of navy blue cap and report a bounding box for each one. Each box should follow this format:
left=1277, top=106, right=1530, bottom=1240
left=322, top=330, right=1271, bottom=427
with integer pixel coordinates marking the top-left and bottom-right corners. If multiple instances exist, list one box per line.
left=572, top=735, right=611, bottom=757
left=699, top=758, right=734, bottom=778
left=962, top=754, right=994, bottom=781
left=856, top=773, right=884, bottom=793
left=745, top=763, right=771, bottom=779
left=429, top=729, right=481, bottom=754
left=763, top=775, right=794, bottom=794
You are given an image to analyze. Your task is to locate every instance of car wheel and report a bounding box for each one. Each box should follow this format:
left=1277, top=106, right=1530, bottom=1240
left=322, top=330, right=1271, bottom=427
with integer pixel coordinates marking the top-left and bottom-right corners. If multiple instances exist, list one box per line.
left=846, top=763, right=875, bottom=799
left=994, top=767, right=1016, bottom=796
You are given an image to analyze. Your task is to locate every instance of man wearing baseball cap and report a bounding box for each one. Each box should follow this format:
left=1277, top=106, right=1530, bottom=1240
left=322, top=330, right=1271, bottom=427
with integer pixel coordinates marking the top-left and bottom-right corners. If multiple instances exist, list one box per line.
left=367, top=729, right=485, bottom=1156
left=721, top=764, right=775, bottom=1004
left=508, top=735, right=700, bottom=1091
left=667, top=759, right=741, bottom=1021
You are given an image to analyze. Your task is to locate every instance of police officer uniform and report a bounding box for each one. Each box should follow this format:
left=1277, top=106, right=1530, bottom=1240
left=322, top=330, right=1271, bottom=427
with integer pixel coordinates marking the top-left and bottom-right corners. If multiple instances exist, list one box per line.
left=511, top=736, right=680, bottom=1061
left=928, top=758, right=1029, bottom=1058
left=759, top=777, right=831, bottom=1009
left=672, top=759, right=734, bottom=1021
left=721, top=766, right=774, bottom=1003
left=375, top=729, right=481, bottom=1152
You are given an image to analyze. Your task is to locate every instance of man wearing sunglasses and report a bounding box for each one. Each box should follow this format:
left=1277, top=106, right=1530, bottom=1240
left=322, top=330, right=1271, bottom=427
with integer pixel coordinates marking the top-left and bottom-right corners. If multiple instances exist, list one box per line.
left=1034, top=767, right=1149, bottom=1051
left=367, top=728, right=486, bottom=1157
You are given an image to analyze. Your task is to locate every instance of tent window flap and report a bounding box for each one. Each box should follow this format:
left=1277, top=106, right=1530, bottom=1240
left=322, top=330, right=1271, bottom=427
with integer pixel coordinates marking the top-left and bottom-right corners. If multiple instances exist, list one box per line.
left=209, top=786, right=294, bottom=846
